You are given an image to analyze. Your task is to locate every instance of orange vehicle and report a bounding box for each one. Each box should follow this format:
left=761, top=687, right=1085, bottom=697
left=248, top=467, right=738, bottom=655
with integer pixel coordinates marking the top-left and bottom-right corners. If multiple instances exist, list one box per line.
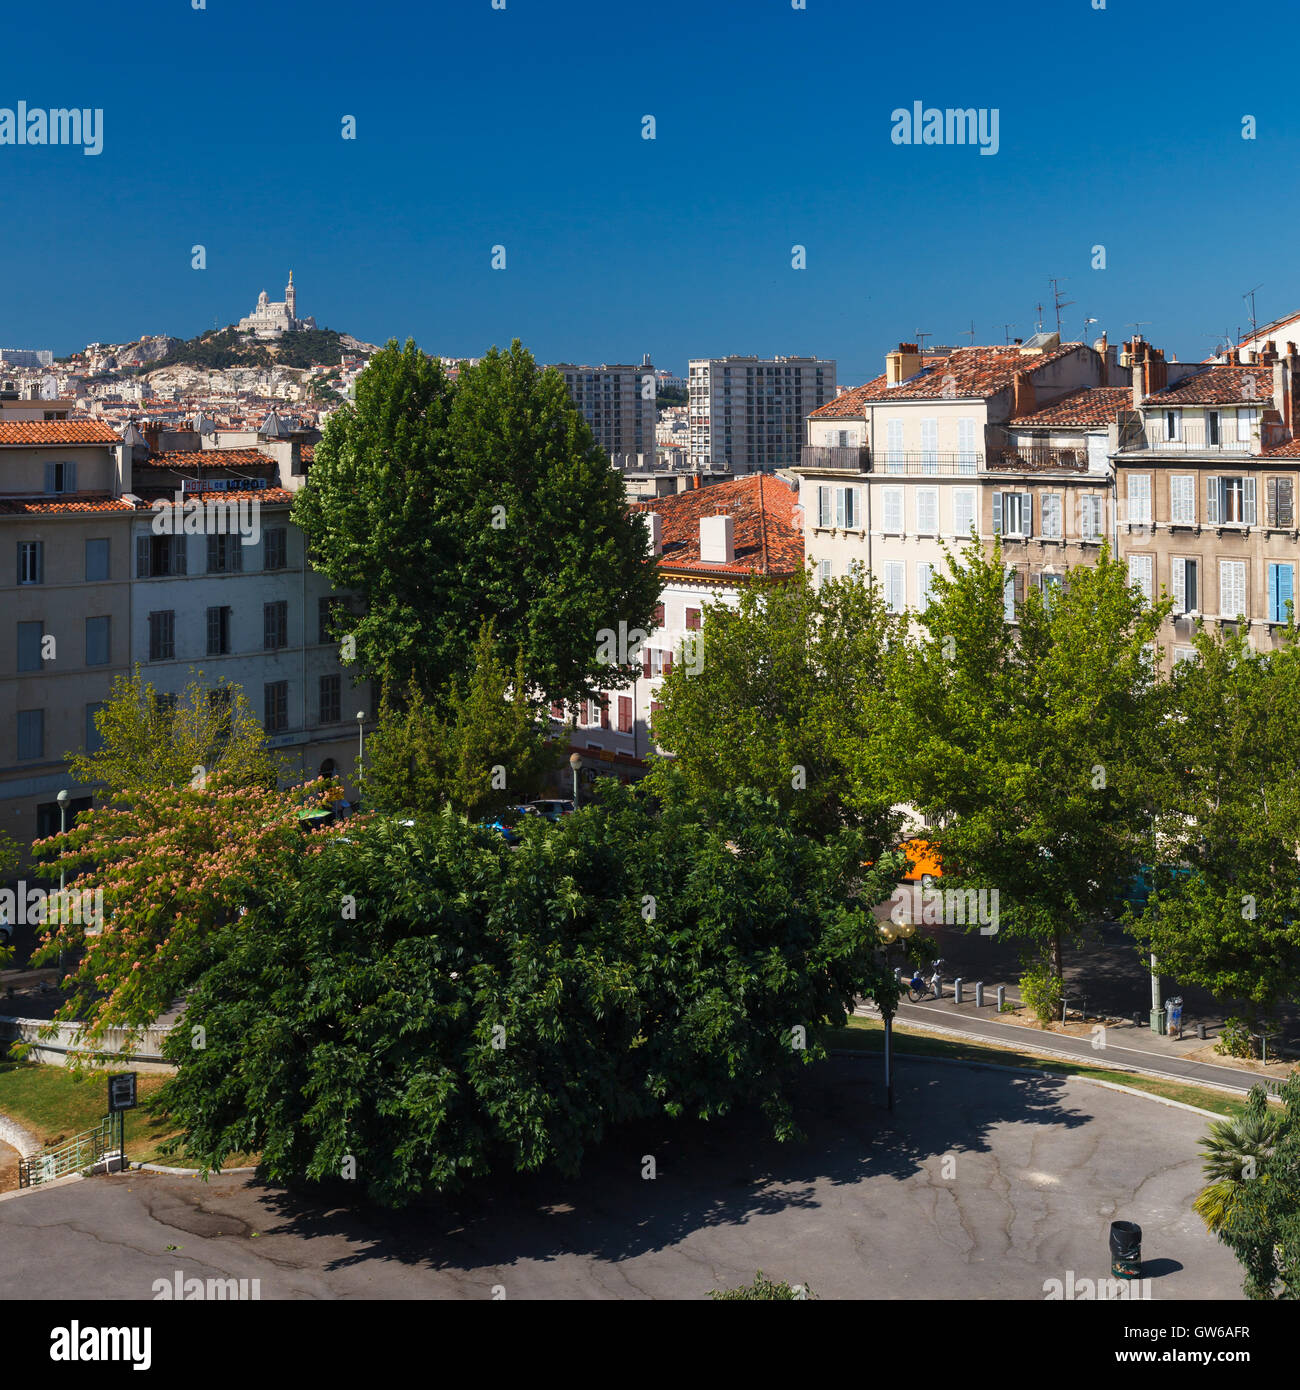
left=899, top=838, right=942, bottom=886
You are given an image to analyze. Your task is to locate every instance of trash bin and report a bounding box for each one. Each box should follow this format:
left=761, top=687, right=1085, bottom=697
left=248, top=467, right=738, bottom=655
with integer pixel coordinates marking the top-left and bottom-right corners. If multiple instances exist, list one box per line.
left=1150, top=1008, right=1166, bottom=1036
left=1109, top=1220, right=1142, bottom=1279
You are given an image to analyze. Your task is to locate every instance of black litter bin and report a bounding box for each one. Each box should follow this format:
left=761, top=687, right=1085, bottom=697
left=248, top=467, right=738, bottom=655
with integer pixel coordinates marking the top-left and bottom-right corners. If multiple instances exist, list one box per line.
left=1109, top=1220, right=1142, bottom=1279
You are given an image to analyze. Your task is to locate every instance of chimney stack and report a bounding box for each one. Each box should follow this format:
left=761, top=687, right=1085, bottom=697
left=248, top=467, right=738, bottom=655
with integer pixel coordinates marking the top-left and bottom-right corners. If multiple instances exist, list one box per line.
left=643, top=511, right=663, bottom=556
left=699, top=514, right=735, bottom=564
left=1012, top=369, right=1036, bottom=418
left=885, top=343, right=923, bottom=386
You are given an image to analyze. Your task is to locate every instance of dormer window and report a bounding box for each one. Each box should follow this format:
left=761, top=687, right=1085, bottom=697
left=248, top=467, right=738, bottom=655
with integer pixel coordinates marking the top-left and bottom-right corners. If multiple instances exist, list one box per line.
left=44, top=460, right=77, bottom=494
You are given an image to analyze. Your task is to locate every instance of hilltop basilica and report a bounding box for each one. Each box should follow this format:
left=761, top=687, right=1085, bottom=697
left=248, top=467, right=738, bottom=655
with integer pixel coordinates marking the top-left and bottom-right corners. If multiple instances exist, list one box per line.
left=238, top=271, right=317, bottom=338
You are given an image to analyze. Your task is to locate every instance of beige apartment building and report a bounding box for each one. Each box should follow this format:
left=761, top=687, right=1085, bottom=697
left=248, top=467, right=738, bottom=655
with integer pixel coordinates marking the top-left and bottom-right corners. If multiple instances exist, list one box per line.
left=1113, top=339, right=1300, bottom=667
left=0, top=419, right=133, bottom=842
left=796, top=334, right=1122, bottom=615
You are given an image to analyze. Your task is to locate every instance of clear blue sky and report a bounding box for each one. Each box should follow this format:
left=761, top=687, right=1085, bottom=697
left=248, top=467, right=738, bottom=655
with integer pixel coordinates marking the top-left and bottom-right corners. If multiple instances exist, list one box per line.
left=4, top=0, right=1298, bottom=383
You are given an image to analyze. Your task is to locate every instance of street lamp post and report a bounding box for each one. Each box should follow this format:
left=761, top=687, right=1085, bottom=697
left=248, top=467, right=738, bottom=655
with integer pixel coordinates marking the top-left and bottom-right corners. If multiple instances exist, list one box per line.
left=56, top=789, right=69, bottom=977
left=569, top=751, right=581, bottom=808
left=355, top=711, right=365, bottom=797
left=877, top=918, right=917, bottom=1114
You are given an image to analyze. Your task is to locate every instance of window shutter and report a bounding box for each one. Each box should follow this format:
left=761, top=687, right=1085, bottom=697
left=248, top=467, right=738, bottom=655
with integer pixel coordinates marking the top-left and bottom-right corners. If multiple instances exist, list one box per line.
left=1268, top=477, right=1279, bottom=527
left=231, top=537, right=243, bottom=572
left=173, top=536, right=186, bottom=575
left=1282, top=564, right=1295, bottom=621
left=67, top=460, right=76, bottom=493
left=44, top=462, right=56, bottom=494
left=1282, top=478, right=1296, bottom=528
left=207, top=535, right=219, bottom=572
left=1244, top=477, right=1257, bottom=525
left=1171, top=557, right=1185, bottom=614
left=135, top=535, right=150, bottom=578
left=642, top=648, right=651, bottom=679
left=818, top=486, right=831, bottom=527
left=1003, top=569, right=1016, bottom=621
left=992, top=491, right=1003, bottom=535
left=1206, top=477, right=1220, bottom=524
left=1020, top=493, right=1033, bottom=538
left=835, top=487, right=846, bottom=528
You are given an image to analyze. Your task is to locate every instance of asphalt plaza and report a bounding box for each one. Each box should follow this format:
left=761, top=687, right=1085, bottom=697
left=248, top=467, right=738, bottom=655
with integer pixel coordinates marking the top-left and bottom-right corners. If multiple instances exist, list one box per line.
left=0, top=1057, right=1243, bottom=1300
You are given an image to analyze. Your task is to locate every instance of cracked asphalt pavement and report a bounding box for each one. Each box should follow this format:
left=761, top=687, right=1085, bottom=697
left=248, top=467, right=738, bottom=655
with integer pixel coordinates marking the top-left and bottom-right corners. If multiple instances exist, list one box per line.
left=0, top=1057, right=1243, bottom=1299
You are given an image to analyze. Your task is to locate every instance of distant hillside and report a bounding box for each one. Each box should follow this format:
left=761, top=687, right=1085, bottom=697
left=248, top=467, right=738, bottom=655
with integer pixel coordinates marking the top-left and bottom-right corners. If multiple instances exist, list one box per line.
left=136, top=325, right=353, bottom=374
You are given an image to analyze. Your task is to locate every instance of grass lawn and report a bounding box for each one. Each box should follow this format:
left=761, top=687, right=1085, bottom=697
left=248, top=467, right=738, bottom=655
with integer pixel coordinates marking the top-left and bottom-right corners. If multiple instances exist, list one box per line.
left=831, top=1015, right=1249, bottom=1119
left=0, top=1047, right=255, bottom=1169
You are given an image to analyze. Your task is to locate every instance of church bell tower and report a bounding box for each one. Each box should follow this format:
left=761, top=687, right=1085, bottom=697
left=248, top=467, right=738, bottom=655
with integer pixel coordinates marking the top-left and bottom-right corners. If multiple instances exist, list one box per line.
left=285, top=270, right=296, bottom=324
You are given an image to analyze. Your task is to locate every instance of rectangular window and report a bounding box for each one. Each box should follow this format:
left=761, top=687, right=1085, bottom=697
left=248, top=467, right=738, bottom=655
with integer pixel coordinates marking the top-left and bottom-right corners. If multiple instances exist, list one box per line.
left=148, top=610, right=175, bottom=661
left=263, top=600, right=288, bottom=650
left=917, top=561, right=936, bottom=610
left=617, top=695, right=633, bottom=733
left=207, top=533, right=243, bottom=574
left=884, top=561, right=905, bottom=614
left=263, top=527, right=287, bottom=570
left=685, top=606, right=701, bottom=631
left=915, top=488, right=938, bottom=535
left=1171, top=557, right=1199, bottom=615
left=84, top=538, right=109, bottom=582
left=206, top=605, right=231, bottom=656
left=16, top=709, right=44, bottom=761
left=263, top=680, right=289, bottom=733
left=600, top=697, right=610, bottom=730
left=652, top=602, right=665, bottom=627
left=319, top=597, right=345, bottom=645
left=1174, top=646, right=1197, bottom=664
left=817, top=485, right=832, bottom=527
left=835, top=486, right=857, bottom=528
left=1041, top=493, right=1062, bottom=539
left=1003, top=568, right=1017, bottom=622
left=1079, top=495, right=1104, bottom=541
left=1040, top=572, right=1063, bottom=610
left=1208, top=477, right=1256, bottom=525
left=1127, top=554, right=1153, bottom=604
left=956, top=418, right=977, bottom=470
left=17, top=620, right=44, bottom=672
left=1127, top=475, right=1152, bottom=524
left=919, top=418, right=938, bottom=472
left=1219, top=559, right=1247, bottom=619
left=1170, top=475, right=1196, bottom=524
left=1266, top=477, right=1295, bottom=528
left=319, top=674, right=341, bottom=724
left=1206, top=410, right=1221, bottom=446
left=18, top=541, right=43, bottom=585
left=817, top=558, right=832, bottom=585
left=882, top=487, right=904, bottom=533
left=85, top=615, right=110, bottom=666
left=885, top=420, right=904, bottom=472
left=952, top=488, right=975, bottom=537
left=1163, top=409, right=1181, bottom=442
left=1237, top=407, right=1258, bottom=443
left=136, top=534, right=186, bottom=578
left=85, top=702, right=106, bottom=755
left=44, top=460, right=77, bottom=494
left=1268, top=562, right=1295, bottom=624
left=993, top=492, right=1032, bottom=537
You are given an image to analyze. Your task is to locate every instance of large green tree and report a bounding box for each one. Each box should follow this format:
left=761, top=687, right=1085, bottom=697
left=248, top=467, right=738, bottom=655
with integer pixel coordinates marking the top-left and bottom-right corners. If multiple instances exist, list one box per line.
left=646, top=567, right=905, bottom=842
left=1132, top=625, right=1300, bottom=1033
left=294, top=338, right=661, bottom=706
left=891, top=538, right=1169, bottom=976
left=363, top=623, right=556, bottom=820
left=156, top=782, right=901, bottom=1204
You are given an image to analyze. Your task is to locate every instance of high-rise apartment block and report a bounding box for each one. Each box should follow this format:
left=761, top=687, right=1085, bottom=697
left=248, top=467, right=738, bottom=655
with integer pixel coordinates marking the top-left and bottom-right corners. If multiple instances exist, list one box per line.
left=688, top=356, right=836, bottom=474
left=553, top=357, right=658, bottom=464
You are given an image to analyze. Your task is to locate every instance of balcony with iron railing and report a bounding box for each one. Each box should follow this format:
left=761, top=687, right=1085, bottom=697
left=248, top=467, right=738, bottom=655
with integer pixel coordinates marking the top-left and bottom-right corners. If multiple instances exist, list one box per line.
left=1139, top=421, right=1260, bottom=454
left=797, top=444, right=870, bottom=472
left=873, top=452, right=983, bottom=476
left=990, top=445, right=1093, bottom=473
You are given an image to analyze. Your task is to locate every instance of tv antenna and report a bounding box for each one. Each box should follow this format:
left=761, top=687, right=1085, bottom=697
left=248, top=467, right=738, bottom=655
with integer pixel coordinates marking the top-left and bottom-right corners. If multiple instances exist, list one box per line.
left=1001, top=323, right=1017, bottom=345
left=915, top=331, right=932, bottom=350
left=1125, top=321, right=1151, bottom=343
left=1034, top=302, right=1045, bottom=333
left=1243, top=285, right=1262, bottom=339
left=1048, top=277, right=1074, bottom=335
left=964, top=320, right=976, bottom=345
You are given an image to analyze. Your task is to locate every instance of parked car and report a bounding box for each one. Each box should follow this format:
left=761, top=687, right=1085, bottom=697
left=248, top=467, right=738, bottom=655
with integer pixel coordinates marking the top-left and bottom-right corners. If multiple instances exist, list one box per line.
left=900, top=838, right=942, bottom=888
left=527, top=799, right=575, bottom=822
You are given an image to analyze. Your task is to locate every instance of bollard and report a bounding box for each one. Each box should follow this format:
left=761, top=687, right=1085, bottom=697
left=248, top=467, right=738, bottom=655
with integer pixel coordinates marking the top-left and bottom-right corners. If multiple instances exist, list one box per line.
left=954, top=977, right=963, bottom=1004
left=1133, top=1011, right=1143, bottom=1028
left=1197, top=1023, right=1207, bottom=1041
left=997, top=985, right=1005, bottom=1011
left=975, top=981, right=984, bottom=1007
left=894, top=966, right=902, bottom=983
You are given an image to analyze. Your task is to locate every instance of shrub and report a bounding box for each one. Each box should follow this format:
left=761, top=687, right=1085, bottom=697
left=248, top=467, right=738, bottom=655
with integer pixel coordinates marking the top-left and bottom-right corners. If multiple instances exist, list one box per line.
left=710, top=1271, right=814, bottom=1300
left=1019, top=962, right=1063, bottom=1026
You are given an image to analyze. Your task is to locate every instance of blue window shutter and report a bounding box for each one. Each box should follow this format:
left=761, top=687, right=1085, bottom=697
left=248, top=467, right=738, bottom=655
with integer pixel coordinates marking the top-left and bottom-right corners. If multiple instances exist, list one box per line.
left=44, top=462, right=56, bottom=494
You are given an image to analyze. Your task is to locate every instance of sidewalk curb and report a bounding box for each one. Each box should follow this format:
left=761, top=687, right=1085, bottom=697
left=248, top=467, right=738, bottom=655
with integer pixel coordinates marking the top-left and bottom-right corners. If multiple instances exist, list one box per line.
left=130, top=1162, right=258, bottom=1176
left=0, top=1172, right=83, bottom=1203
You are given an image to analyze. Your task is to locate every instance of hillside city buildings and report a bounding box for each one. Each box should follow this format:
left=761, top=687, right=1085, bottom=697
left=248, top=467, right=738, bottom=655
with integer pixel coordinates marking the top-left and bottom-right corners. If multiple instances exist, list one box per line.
left=237, top=271, right=317, bottom=338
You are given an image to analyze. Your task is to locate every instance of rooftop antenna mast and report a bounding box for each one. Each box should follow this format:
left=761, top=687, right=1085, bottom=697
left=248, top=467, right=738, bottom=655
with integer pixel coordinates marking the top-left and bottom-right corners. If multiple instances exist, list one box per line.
left=1002, top=323, right=1017, bottom=345
left=1125, top=321, right=1151, bottom=343
left=915, top=331, right=932, bottom=350
left=1243, top=285, right=1262, bottom=340
left=964, top=320, right=976, bottom=345
left=1048, top=277, right=1074, bottom=336
left=1034, top=302, right=1046, bottom=334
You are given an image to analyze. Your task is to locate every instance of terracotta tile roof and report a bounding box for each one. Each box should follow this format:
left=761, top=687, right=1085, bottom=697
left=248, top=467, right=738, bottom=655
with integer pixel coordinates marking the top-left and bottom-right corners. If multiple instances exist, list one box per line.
left=0, top=492, right=134, bottom=515
left=133, top=487, right=294, bottom=508
left=1012, top=386, right=1132, bottom=427
left=1261, top=437, right=1300, bottom=458
left=632, top=474, right=803, bottom=578
left=139, top=448, right=275, bottom=470
left=811, top=343, right=1084, bottom=418
left=0, top=420, right=121, bottom=446
left=1143, top=366, right=1274, bottom=406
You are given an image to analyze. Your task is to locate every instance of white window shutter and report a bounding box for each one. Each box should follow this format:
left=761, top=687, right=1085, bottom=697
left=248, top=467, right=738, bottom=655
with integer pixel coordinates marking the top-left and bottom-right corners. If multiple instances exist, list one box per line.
left=1244, top=477, right=1257, bottom=524
left=1171, top=557, right=1185, bottom=613
left=1206, top=477, right=1220, bottom=524
left=1020, top=493, right=1033, bottom=538
left=818, top=486, right=831, bottom=527
left=992, top=492, right=1003, bottom=534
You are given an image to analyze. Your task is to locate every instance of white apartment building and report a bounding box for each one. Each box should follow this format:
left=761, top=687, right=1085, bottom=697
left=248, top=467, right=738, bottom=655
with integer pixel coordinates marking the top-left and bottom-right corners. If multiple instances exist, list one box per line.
left=688, top=356, right=836, bottom=475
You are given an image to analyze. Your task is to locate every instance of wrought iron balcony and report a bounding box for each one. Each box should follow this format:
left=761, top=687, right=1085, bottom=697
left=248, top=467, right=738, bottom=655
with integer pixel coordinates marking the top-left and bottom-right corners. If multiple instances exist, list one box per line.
left=797, top=444, right=870, bottom=471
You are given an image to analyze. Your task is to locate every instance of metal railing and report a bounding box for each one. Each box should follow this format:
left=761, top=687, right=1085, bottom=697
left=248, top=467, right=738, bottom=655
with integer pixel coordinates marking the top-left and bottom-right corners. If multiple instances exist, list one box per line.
left=17, top=1115, right=119, bottom=1188
left=797, top=444, right=870, bottom=471
left=991, top=446, right=1093, bottom=473
left=874, top=452, right=982, bottom=475
left=1145, top=423, right=1259, bottom=453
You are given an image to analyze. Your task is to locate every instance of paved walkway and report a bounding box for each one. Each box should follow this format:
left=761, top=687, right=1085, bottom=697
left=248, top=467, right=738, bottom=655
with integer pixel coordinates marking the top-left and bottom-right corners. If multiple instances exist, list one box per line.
left=0, top=1058, right=1244, bottom=1300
